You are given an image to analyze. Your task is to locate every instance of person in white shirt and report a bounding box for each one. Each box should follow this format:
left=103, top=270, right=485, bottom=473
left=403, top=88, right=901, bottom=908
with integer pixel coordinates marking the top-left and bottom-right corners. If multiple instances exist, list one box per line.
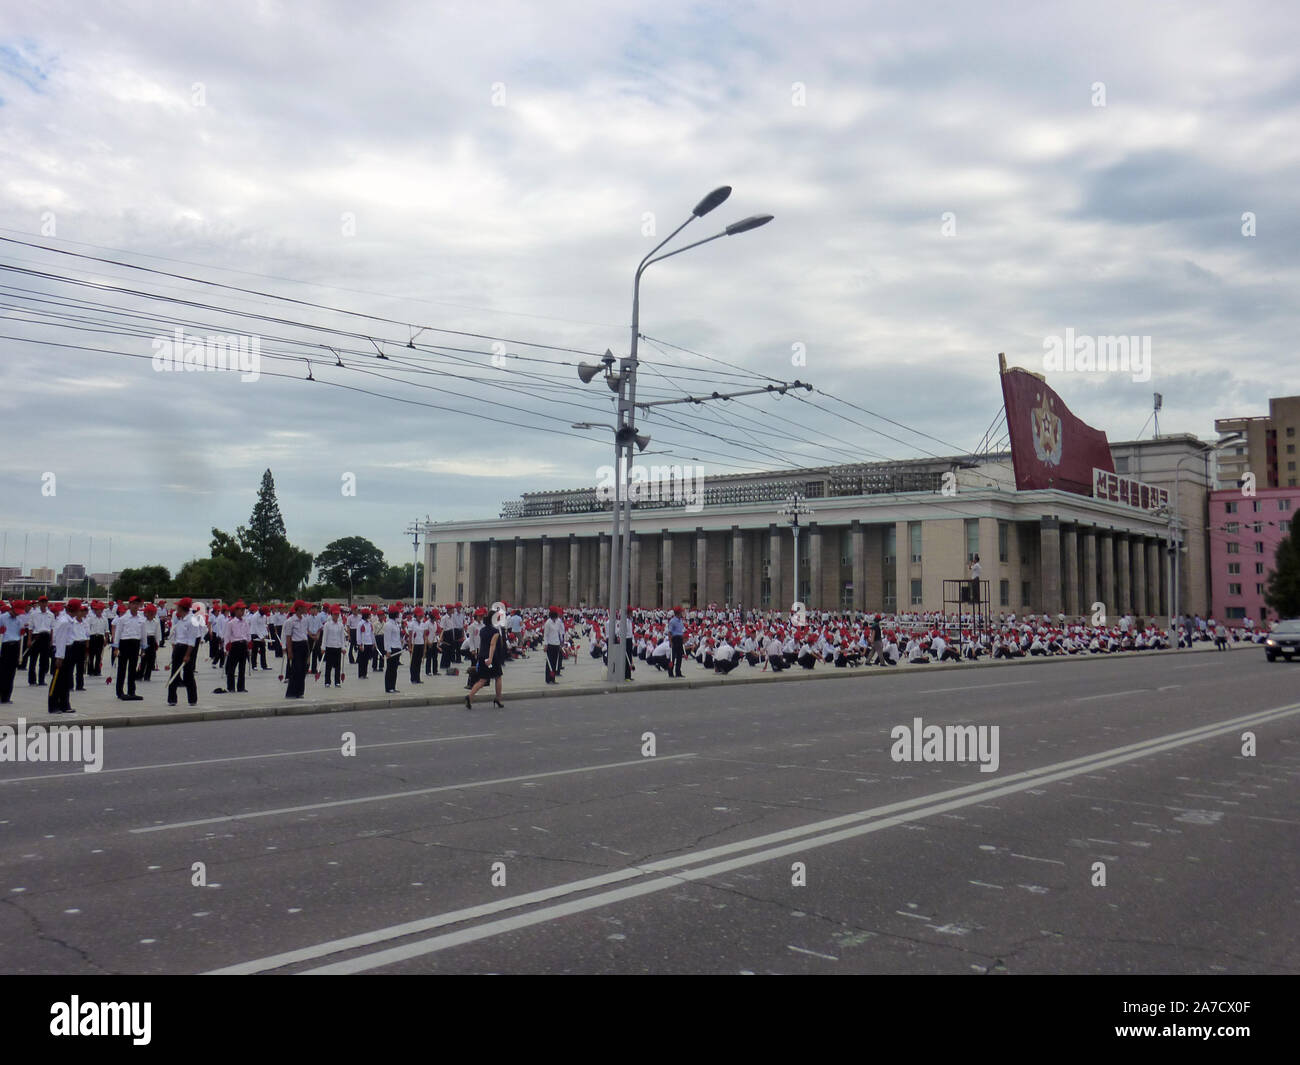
left=355, top=611, right=375, bottom=679
left=166, top=598, right=204, bottom=706
left=48, top=600, right=85, bottom=713
left=306, top=605, right=326, bottom=674
left=714, top=638, right=738, bottom=674
left=115, top=598, right=148, bottom=700
left=283, top=600, right=312, bottom=699
left=543, top=607, right=565, bottom=683
left=0, top=600, right=25, bottom=703
left=347, top=607, right=361, bottom=664
left=26, top=596, right=55, bottom=686
left=907, top=639, right=930, bottom=664
left=86, top=602, right=109, bottom=677
left=223, top=602, right=253, bottom=693
left=320, top=608, right=348, bottom=687
left=381, top=608, right=404, bottom=693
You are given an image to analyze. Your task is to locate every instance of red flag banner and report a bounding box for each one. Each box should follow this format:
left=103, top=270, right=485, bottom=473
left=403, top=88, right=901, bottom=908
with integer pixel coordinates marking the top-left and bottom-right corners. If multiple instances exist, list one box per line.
left=1000, top=367, right=1114, bottom=495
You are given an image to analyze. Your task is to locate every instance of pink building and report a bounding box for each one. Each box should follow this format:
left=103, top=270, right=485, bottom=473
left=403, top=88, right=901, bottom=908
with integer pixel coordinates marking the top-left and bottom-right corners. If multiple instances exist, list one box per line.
left=1208, top=487, right=1298, bottom=623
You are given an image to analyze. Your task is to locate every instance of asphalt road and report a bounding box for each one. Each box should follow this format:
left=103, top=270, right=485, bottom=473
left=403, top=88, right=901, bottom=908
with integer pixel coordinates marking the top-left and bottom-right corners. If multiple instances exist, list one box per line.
left=1, top=649, right=1296, bottom=974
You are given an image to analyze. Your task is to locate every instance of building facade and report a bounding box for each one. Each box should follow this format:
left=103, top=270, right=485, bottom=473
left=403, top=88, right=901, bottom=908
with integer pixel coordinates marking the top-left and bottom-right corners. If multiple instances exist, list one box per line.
left=1215, top=394, right=1300, bottom=490
left=422, top=436, right=1215, bottom=621
left=1208, top=487, right=1297, bottom=622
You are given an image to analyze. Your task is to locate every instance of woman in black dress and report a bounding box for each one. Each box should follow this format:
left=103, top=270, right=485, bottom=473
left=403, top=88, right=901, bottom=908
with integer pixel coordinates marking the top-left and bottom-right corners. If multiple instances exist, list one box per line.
left=466, top=609, right=506, bottom=709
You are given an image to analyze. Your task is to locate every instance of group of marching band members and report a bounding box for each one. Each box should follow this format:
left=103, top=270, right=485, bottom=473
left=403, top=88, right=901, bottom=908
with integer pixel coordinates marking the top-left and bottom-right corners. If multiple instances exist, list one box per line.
left=0, top=593, right=1264, bottom=713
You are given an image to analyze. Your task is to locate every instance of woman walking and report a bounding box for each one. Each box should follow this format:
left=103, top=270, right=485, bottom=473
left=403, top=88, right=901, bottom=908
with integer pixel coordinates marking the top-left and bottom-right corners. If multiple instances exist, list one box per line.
left=466, top=607, right=506, bottom=709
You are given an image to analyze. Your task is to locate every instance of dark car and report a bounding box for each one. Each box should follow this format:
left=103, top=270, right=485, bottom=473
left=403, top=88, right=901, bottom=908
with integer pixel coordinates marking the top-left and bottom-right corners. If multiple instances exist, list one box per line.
left=1264, top=619, right=1300, bottom=662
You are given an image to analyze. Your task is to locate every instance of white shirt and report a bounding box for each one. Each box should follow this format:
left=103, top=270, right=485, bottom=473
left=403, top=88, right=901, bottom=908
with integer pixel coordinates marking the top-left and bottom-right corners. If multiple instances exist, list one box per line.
left=544, top=618, right=564, bottom=645
left=117, top=612, right=148, bottom=641
left=284, top=614, right=311, bottom=642
left=357, top=619, right=374, bottom=645
left=322, top=619, right=348, bottom=648
left=381, top=617, right=402, bottom=650
left=0, top=610, right=22, bottom=643
left=52, top=613, right=75, bottom=656
left=28, top=607, right=54, bottom=634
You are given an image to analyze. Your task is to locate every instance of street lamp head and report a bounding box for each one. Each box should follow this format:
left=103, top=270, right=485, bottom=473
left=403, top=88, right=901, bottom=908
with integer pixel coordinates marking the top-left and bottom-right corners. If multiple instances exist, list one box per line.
left=725, top=214, right=774, bottom=236
left=692, top=186, right=732, bottom=217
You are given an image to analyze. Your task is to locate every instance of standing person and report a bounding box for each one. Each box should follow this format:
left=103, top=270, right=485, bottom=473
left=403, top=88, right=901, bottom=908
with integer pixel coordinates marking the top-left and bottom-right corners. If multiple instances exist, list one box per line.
left=139, top=603, right=161, bottom=681
left=86, top=601, right=108, bottom=676
left=347, top=606, right=360, bottom=664
left=437, top=607, right=455, bottom=674
left=407, top=607, right=425, bottom=684
left=451, top=602, right=465, bottom=664
left=668, top=606, right=686, bottom=678
left=115, top=597, right=146, bottom=701
left=248, top=605, right=269, bottom=670
left=466, top=611, right=506, bottom=709
left=307, top=604, right=325, bottom=675
left=283, top=600, right=311, bottom=699
left=969, top=554, right=982, bottom=609
left=543, top=607, right=564, bottom=683
left=26, top=595, right=54, bottom=686
left=355, top=609, right=374, bottom=679
left=166, top=599, right=202, bottom=707
left=382, top=607, right=403, bottom=694
left=223, top=602, right=251, bottom=693
left=48, top=599, right=82, bottom=714
left=0, top=600, right=23, bottom=703
left=321, top=606, right=347, bottom=687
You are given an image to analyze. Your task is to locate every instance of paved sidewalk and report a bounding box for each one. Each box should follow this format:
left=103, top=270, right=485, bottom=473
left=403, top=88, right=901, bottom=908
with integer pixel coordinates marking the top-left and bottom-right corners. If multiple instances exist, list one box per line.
left=0, top=641, right=1249, bottom=730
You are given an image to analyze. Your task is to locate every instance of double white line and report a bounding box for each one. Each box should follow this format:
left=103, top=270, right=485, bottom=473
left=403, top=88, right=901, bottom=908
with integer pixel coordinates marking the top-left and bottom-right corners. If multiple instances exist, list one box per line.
left=207, top=702, right=1298, bottom=974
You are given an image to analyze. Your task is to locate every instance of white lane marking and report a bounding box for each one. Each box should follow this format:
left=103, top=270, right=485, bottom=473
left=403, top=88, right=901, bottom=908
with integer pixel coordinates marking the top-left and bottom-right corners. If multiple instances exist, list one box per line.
left=916, top=681, right=1036, bottom=695
left=303, top=702, right=1300, bottom=975
left=133, top=754, right=699, bottom=834
left=209, top=701, right=1300, bottom=975
left=1010, top=853, right=1066, bottom=865
left=0, top=734, right=497, bottom=784
left=787, top=945, right=838, bottom=961
left=1074, top=689, right=1150, bottom=701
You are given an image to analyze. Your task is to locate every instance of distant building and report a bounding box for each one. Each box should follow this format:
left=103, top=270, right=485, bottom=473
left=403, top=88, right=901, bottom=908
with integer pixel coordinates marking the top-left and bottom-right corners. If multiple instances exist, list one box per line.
left=61, top=563, right=87, bottom=584
left=29, top=567, right=56, bottom=583
left=0, top=566, right=20, bottom=585
left=1208, top=487, right=1298, bottom=623
left=1215, top=394, right=1300, bottom=490
left=91, top=572, right=120, bottom=589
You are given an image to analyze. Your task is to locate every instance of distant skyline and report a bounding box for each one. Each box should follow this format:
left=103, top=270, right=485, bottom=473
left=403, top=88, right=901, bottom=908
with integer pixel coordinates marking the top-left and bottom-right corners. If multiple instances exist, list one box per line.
left=3, top=0, right=1297, bottom=574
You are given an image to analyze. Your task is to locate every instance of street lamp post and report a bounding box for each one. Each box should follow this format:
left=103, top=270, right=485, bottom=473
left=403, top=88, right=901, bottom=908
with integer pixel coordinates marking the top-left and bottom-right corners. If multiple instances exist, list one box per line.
left=1166, top=434, right=1242, bottom=637
left=779, top=493, right=813, bottom=608
left=579, top=186, right=774, bottom=684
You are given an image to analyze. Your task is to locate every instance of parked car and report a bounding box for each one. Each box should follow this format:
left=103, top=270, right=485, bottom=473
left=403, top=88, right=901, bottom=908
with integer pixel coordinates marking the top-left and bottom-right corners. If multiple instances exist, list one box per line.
left=1264, top=619, right=1300, bottom=662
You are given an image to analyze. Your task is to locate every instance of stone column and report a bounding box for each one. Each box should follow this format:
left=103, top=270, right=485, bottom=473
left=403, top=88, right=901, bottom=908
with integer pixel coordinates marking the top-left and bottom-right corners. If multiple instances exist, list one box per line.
left=661, top=530, right=674, bottom=608
left=514, top=537, right=524, bottom=605
left=540, top=535, right=552, bottom=607
left=1039, top=517, right=1062, bottom=616
left=1061, top=524, right=1079, bottom=618
left=597, top=533, right=609, bottom=606
left=894, top=520, right=908, bottom=615
left=1081, top=527, right=1098, bottom=616
left=768, top=523, right=782, bottom=610
left=1132, top=535, right=1147, bottom=622
left=1146, top=539, right=1161, bottom=618
left=694, top=527, right=707, bottom=607
left=488, top=538, right=500, bottom=604
left=1116, top=534, right=1132, bottom=617
left=731, top=525, right=744, bottom=611
left=567, top=534, right=579, bottom=607
left=1098, top=530, right=1114, bottom=616
left=808, top=522, right=823, bottom=611
left=851, top=519, right=866, bottom=611
left=630, top=533, right=641, bottom=608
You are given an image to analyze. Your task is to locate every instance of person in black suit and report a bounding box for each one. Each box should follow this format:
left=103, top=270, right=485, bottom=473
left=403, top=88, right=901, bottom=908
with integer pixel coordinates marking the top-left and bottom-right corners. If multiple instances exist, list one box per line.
left=466, top=608, right=506, bottom=709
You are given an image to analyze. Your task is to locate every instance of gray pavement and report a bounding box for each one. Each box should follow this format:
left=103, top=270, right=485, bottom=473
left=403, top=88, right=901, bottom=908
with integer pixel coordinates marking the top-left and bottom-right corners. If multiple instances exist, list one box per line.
left=0, top=645, right=1294, bottom=974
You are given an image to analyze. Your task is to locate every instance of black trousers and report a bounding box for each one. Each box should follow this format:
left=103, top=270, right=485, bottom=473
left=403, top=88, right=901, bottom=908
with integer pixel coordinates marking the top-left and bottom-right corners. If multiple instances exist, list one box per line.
left=545, top=644, right=561, bottom=681
left=73, top=641, right=86, bottom=689
left=285, top=640, right=309, bottom=697
left=139, top=636, right=157, bottom=680
left=409, top=643, right=423, bottom=682
left=451, top=628, right=464, bottom=662
left=226, top=641, right=248, bottom=691
left=49, top=644, right=83, bottom=712
left=439, top=638, right=454, bottom=671
left=670, top=635, right=684, bottom=676
left=384, top=650, right=401, bottom=692
left=117, top=639, right=140, bottom=698
left=0, top=641, right=19, bottom=702
left=251, top=637, right=267, bottom=669
left=28, top=631, right=51, bottom=684
left=167, top=643, right=198, bottom=705
left=356, top=644, right=371, bottom=678
left=324, top=646, right=342, bottom=685
left=87, top=634, right=105, bottom=675
left=348, top=628, right=357, bottom=663
left=425, top=640, right=436, bottom=674
left=310, top=638, right=323, bottom=673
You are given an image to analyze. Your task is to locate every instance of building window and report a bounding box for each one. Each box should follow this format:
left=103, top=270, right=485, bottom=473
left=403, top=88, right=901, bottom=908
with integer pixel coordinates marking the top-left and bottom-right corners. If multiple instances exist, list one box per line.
left=430, top=549, right=436, bottom=572
left=1282, top=520, right=1292, bottom=533
left=1227, top=563, right=1240, bottom=575
left=1290, top=462, right=1297, bottom=471
left=1225, top=501, right=1238, bottom=513
left=841, top=528, right=853, bottom=566
left=1289, top=427, right=1297, bottom=437
left=430, top=584, right=436, bottom=602
left=1226, top=522, right=1239, bottom=533
left=883, top=525, right=896, bottom=566
left=1021, top=580, right=1031, bottom=606
left=1257, top=583, right=1266, bottom=595
left=1256, top=542, right=1265, bottom=554
left=998, top=522, right=1009, bottom=563
left=883, top=578, right=896, bottom=610
left=760, top=578, right=771, bottom=608
left=1226, top=606, right=1246, bottom=619
left=1227, top=543, right=1239, bottom=554
left=965, top=519, right=979, bottom=561
left=1115, top=456, right=1129, bottom=474
left=456, top=582, right=464, bottom=601
left=1288, top=444, right=1296, bottom=454
left=1256, top=562, right=1265, bottom=574
left=1253, top=500, right=1262, bottom=512
left=1280, top=499, right=1292, bottom=512
left=909, top=522, right=922, bottom=564
left=910, top=579, right=922, bottom=606
left=840, top=581, right=853, bottom=609
left=1228, top=583, right=1242, bottom=595
left=804, top=481, right=825, bottom=499
left=999, top=579, right=1009, bottom=607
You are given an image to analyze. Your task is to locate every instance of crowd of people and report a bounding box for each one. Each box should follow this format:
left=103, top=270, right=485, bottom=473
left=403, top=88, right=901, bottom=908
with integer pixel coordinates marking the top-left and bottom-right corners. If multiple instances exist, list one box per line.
left=0, top=593, right=1274, bottom=714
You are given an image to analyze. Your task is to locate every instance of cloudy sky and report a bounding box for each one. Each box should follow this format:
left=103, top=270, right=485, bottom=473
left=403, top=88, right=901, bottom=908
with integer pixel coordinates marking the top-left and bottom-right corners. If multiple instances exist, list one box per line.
left=1, top=0, right=1296, bottom=579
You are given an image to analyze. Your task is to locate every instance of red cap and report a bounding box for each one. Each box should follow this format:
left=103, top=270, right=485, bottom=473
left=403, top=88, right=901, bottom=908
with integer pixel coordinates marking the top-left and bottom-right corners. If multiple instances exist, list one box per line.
left=177, top=597, right=193, bottom=609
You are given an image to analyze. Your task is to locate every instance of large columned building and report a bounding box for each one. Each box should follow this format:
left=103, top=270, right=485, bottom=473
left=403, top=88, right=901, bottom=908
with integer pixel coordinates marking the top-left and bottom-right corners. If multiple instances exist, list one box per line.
left=422, top=434, right=1214, bottom=621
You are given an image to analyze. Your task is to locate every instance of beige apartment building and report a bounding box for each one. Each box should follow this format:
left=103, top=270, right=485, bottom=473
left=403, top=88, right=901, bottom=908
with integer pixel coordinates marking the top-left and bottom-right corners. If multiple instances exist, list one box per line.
left=1216, top=394, right=1300, bottom=490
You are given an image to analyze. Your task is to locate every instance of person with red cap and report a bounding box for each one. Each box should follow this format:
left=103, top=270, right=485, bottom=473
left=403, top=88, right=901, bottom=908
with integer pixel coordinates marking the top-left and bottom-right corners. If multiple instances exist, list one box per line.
left=223, top=602, right=252, bottom=693
left=48, top=599, right=85, bottom=713
left=167, top=598, right=203, bottom=706
left=321, top=606, right=347, bottom=687
left=283, top=600, right=310, bottom=698
left=139, top=603, right=161, bottom=681
left=355, top=609, right=374, bottom=679
left=382, top=606, right=403, bottom=693
left=86, top=601, right=108, bottom=677
left=451, top=602, right=465, bottom=665
left=115, top=597, right=147, bottom=700
left=0, top=599, right=23, bottom=703
left=248, top=605, right=269, bottom=670
left=407, top=607, right=426, bottom=684
left=25, top=595, right=54, bottom=686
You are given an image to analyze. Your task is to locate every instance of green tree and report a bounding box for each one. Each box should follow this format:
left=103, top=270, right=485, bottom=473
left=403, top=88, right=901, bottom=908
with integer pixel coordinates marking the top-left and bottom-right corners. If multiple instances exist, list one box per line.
left=173, top=556, right=248, bottom=602
left=369, top=562, right=423, bottom=601
left=111, top=566, right=172, bottom=601
left=315, top=536, right=386, bottom=603
left=1264, top=533, right=1300, bottom=618
left=233, top=470, right=313, bottom=599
